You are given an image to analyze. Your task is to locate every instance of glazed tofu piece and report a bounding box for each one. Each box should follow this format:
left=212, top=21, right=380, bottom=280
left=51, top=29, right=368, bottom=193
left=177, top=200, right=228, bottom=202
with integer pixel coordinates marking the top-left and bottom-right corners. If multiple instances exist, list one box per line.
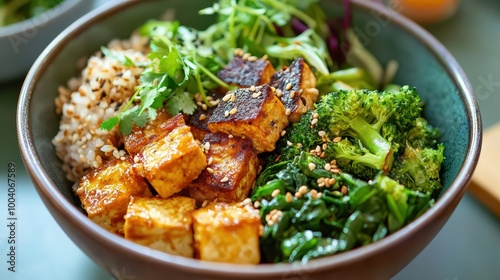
left=134, top=114, right=207, bottom=198
left=124, top=108, right=173, bottom=156
left=185, top=103, right=217, bottom=142
left=189, top=133, right=259, bottom=204
left=192, top=202, right=261, bottom=264
left=76, top=157, right=152, bottom=235
left=123, top=196, right=196, bottom=258
left=207, top=84, right=289, bottom=153
left=270, top=58, right=319, bottom=122
left=217, top=52, right=276, bottom=88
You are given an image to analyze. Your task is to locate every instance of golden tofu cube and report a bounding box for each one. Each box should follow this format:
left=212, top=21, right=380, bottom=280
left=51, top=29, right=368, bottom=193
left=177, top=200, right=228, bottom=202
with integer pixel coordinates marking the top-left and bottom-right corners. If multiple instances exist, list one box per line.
left=207, top=84, right=289, bottom=153
left=217, top=54, right=276, bottom=87
left=123, top=196, right=196, bottom=258
left=134, top=114, right=207, bottom=198
left=189, top=133, right=259, bottom=204
left=124, top=109, right=173, bottom=156
left=192, top=202, right=261, bottom=264
left=76, top=157, right=152, bottom=235
left=270, top=58, right=318, bottom=122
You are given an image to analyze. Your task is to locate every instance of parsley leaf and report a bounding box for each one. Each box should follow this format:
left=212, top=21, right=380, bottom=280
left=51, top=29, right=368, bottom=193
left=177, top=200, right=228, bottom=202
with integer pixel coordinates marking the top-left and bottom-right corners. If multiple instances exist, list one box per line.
left=101, top=46, right=135, bottom=67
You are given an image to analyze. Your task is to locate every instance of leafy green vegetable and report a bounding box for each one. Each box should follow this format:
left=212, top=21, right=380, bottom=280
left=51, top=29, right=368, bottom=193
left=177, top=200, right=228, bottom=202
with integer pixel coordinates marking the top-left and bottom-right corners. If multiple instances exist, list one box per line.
left=253, top=152, right=433, bottom=263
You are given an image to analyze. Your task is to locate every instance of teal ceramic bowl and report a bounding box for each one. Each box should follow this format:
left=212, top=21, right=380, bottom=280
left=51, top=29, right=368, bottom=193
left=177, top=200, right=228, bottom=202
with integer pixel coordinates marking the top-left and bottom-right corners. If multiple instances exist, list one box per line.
left=17, top=0, right=482, bottom=279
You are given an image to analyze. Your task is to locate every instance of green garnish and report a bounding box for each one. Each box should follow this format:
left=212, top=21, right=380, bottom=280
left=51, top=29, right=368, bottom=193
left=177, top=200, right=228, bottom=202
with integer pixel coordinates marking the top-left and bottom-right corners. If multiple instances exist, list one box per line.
left=0, top=0, right=64, bottom=27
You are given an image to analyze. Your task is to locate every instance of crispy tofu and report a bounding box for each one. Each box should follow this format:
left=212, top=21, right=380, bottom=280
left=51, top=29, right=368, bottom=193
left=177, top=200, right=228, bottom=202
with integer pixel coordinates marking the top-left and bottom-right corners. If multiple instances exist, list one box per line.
left=270, top=58, right=318, bottom=122
left=185, top=103, right=217, bottom=142
left=189, top=133, right=259, bottom=204
left=217, top=54, right=276, bottom=88
left=76, top=157, right=152, bottom=235
left=124, top=108, right=173, bottom=156
left=134, top=114, right=207, bottom=198
left=123, top=196, right=196, bottom=258
left=207, top=84, right=289, bottom=153
left=192, top=202, right=261, bottom=264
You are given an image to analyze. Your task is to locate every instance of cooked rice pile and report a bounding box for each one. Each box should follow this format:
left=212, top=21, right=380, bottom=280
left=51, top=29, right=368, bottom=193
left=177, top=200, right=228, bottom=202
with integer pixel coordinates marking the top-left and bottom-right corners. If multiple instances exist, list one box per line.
left=53, top=34, right=149, bottom=182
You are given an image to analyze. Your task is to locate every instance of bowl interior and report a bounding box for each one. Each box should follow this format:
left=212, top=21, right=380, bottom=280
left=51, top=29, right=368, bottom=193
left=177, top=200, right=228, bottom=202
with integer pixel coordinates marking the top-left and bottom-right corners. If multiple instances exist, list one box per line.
left=20, top=0, right=479, bottom=277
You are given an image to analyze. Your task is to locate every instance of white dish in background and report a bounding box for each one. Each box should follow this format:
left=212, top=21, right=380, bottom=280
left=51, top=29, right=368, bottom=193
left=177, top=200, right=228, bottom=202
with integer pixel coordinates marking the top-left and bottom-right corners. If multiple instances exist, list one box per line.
left=0, top=0, right=93, bottom=83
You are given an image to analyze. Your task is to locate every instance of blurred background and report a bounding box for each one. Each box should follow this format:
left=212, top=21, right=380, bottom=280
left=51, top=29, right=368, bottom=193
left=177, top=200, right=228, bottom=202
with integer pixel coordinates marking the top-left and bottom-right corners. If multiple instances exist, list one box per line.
left=0, top=0, right=499, bottom=279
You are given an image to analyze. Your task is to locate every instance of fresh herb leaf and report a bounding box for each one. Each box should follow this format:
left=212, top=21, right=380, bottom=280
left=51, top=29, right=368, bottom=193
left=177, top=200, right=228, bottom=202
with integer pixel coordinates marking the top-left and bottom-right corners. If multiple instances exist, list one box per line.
left=166, top=91, right=197, bottom=115
left=99, top=116, right=120, bottom=131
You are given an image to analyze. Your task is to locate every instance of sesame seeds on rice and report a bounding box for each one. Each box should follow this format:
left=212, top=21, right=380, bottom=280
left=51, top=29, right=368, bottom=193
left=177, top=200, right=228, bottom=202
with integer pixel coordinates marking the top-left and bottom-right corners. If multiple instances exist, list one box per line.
left=52, top=34, right=149, bottom=183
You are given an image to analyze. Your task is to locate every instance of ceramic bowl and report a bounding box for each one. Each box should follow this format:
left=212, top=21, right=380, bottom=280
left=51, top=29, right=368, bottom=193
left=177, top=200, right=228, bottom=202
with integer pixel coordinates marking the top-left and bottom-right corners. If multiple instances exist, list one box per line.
left=17, top=0, right=482, bottom=279
left=0, top=0, right=92, bottom=82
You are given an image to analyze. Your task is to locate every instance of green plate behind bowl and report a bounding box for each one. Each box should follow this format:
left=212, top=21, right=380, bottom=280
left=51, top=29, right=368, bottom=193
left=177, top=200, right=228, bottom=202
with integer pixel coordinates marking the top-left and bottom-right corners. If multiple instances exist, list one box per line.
left=19, top=0, right=480, bottom=279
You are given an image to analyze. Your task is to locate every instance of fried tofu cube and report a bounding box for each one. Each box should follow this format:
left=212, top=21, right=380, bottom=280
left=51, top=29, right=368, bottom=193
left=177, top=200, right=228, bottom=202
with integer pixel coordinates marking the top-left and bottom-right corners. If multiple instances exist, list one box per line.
left=217, top=54, right=276, bottom=88
left=123, top=196, right=196, bottom=258
left=207, top=84, right=289, bottom=153
left=192, top=202, right=261, bottom=264
left=189, top=133, right=259, bottom=204
left=76, top=157, right=152, bottom=235
left=270, top=58, right=318, bottom=122
left=124, top=108, right=173, bottom=156
left=134, top=114, right=207, bottom=198
left=185, top=103, right=217, bottom=142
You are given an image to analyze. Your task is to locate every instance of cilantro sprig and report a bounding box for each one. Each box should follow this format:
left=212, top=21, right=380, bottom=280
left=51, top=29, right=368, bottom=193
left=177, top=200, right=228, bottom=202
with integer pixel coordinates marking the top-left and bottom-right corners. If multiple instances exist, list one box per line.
left=100, top=21, right=231, bottom=135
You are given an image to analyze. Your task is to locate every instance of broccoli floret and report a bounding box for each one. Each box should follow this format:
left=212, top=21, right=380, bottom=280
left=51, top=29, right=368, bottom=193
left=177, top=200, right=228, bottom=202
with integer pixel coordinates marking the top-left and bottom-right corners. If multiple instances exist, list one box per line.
left=316, top=86, right=422, bottom=174
left=405, top=117, right=442, bottom=149
left=390, top=143, right=445, bottom=194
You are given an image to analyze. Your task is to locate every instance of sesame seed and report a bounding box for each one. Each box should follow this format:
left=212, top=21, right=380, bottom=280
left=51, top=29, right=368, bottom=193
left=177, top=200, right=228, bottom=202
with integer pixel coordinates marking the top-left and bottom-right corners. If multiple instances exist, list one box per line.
left=207, top=157, right=213, bottom=165
left=290, top=90, right=296, bottom=98
left=285, top=108, right=291, bottom=116
left=287, top=141, right=293, bottom=146
left=310, top=189, right=318, bottom=199
left=286, top=82, right=292, bottom=90
left=228, top=134, right=233, bottom=138
left=333, top=136, right=342, bottom=142
left=315, top=145, right=321, bottom=153
left=276, top=89, right=283, bottom=98
left=267, top=220, right=275, bottom=226
left=222, top=94, right=231, bottom=102
left=328, top=178, right=337, bottom=186
left=204, top=142, right=211, bottom=150
left=242, top=53, right=251, bottom=60
left=201, top=104, right=208, bottom=110
left=230, top=93, right=236, bottom=102
left=311, top=118, right=319, bottom=125
left=297, top=143, right=303, bottom=148
left=209, top=99, right=220, bottom=106
left=262, top=54, right=268, bottom=60
left=281, top=130, right=286, bottom=137
left=318, top=131, right=326, bottom=137
left=243, top=198, right=252, bottom=205
left=252, top=91, right=262, bottom=98
left=224, top=110, right=229, bottom=117
left=318, top=182, right=325, bottom=188
left=295, top=192, right=303, bottom=198
left=248, top=55, right=258, bottom=62
left=308, top=162, right=316, bottom=171
left=271, top=189, right=280, bottom=197
left=254, top=201, right=261, bottom=208
left=299, top=185, right=308, bottom=194
left=234, top=48, right=243, bottom=55
left=199, top=114, right=206, bottom=121
left=230, top=107, right=238, bottom=115
left=250, top=85, right=256, bottom=91
left=312, top=112, right=319, bottom=119
left=206, top=167, right=214, bottom=173
left=220, top=176, right=229, bottom=183
left=286, top=192, right=293, bottom=203
left=330, top=168, right=340, bottom=174
left=341, top=185, right=348, bottom=195
left=270, top=86, right=276, bottom=93
left=317, top=177, right=325, bottom=184
left=317, top=192, right=323, bottom=198
left=320, top=152, right=326, bottom=158
left=202, top=200, right=209, bottom=207
left=324, top=163, right=331, bottom=171
left=274, top=155, right=282, bottom=162
left=322, top=143, right=328, bottom=150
